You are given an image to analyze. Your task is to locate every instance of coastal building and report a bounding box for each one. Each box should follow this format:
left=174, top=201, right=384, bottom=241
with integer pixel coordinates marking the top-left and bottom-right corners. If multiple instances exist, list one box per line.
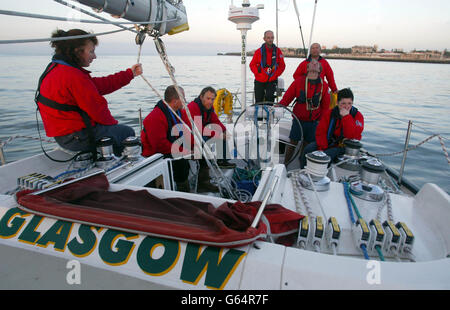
left=351, top=45, right=377, bottom=54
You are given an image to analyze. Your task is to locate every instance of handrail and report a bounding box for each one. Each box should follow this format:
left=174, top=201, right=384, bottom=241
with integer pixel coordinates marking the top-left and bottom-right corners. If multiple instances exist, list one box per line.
left=251, top=176, right=279, bottom=228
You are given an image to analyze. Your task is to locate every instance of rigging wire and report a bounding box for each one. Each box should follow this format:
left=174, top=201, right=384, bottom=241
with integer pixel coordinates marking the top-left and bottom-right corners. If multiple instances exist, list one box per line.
left=0, top=9, right=176, bottom=25
left=152, top=36, right=238, bottom=200
left=292, top=0, right=307, bottom=57
left=307, top=0, right=319, bottom=58
left=358, top=101, right=449, bottom=142
left=0, top=27, right=133, bottom=44
left=134, top=33, right=243, bottom=201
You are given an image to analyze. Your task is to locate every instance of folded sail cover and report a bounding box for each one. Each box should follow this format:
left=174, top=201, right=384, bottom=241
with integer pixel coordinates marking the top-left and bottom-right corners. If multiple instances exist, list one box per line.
left=16, top=174, right=303, bottom=248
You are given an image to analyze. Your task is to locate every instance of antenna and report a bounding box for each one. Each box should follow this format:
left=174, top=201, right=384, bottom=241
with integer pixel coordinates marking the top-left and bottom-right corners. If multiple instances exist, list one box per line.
left=228, top=0, right=264, bottom=110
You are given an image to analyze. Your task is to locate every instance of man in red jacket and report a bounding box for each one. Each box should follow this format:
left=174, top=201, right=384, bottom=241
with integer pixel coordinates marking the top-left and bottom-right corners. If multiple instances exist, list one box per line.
left=141, top=85, right=193, bottom=191
left=36, top=29, right=142, bottom=157
left=293, top=43, right=337, bottom=94
left=187, top=87, right=236, bottom=192
left=300, top=88, right=364, bottom=168
left=187, top=86, right=235, bottom=169
left=250, top=30, right=285, bottom=103
left=278, top=60, right=330, bottom=165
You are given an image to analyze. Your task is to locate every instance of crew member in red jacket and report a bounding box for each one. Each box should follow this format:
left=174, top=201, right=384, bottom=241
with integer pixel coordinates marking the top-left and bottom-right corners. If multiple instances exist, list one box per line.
left=141, top=85, right=193, bottom=191
left=187, top=86, right=235, bottom=169
left=249, top=30, right=285, bottom=103
left=300, top=88, right=364, bottom=168
left=278, top=60, right=330, bottom=165
left=293, top=43, right=337, bottom=94
left=36, top=29, right=142, bottom=156
left=187, top=87, right=235, bottom=192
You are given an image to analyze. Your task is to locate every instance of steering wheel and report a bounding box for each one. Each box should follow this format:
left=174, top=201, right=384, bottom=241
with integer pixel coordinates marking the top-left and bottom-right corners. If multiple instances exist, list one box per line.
left=232, top=102, right=304, bottom=168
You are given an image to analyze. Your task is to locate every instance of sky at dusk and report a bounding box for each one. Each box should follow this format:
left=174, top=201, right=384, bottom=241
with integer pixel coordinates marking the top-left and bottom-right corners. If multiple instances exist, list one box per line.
left=0, top=0, right=449, bottom=55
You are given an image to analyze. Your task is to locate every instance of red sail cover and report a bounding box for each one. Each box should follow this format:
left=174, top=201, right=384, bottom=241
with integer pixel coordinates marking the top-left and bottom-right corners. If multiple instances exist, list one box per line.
left=16, top=174, right=303, bottom=248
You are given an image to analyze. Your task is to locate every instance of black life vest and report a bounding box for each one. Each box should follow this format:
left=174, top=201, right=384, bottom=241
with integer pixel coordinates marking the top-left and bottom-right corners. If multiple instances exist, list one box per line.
left=155, top=100, right=183, bottom=143
left=296, top=77, right=323, bottom=111
left=327, top=106, right=359, bottom=145
left=260, top=43, right=278, bottom=78
left=34, top=55, right=97, bottom=161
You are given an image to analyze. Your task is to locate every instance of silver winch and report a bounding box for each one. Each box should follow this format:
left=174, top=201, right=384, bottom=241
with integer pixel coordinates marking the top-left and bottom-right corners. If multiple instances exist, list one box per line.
left=337, top=139, right=363, bottom=171
left=73, top=152, right=94, bottom=169
left=121, top=136, right=142, bottom=161
left=299, top=151, right=331, bottom=191
left=350, top=158, right=386, bottom=201
left=95, top=137, right=116, bottom=168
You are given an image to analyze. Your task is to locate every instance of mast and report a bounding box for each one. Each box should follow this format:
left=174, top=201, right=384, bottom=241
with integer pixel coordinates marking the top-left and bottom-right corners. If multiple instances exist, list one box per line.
left=228, top=0, right=264, bottom=110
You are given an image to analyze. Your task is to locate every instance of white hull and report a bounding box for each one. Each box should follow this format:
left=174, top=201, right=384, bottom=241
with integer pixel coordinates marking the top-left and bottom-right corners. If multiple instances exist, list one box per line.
left=1, top=166, right=449, bottom=290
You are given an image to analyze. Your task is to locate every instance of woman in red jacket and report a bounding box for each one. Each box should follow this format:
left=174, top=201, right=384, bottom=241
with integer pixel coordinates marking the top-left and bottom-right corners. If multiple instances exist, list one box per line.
left=300, top=88, right=364, bottom=168
left=36, top=29, right=142, bottom=156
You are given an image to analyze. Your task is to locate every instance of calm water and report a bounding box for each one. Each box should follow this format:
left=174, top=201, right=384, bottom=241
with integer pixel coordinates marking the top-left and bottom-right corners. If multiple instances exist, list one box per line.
left=0, top=54, right=449, bottom=192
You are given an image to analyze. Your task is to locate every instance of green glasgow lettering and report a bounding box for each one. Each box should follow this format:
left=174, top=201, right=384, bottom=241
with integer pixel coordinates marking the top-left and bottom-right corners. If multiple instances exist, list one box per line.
left=180, top=243, right=246, bottom=290
left=67, top=225, right=101, bottom=257
left=18, top=215, right=43, bottom=244
left=0, top=208, right=28, bottom=238
left=98, top=229, right=137, bottom=266
left=36, top=220, right=73, bottom=251
left=137, top=236, right=180, bottom=276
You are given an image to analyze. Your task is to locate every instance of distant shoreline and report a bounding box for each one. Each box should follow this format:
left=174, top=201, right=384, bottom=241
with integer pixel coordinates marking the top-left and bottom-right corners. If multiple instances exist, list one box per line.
left=218, top=52, right=450, bottom=65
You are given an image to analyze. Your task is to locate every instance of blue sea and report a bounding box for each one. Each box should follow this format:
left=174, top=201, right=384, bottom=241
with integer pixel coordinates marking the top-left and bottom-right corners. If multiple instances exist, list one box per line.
left=0, top=54, right=449, bottom=193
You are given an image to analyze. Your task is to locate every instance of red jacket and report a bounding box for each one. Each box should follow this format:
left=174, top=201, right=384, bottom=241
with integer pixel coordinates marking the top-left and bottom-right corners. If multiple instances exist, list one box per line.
left=38, top=62, right=134, bottom=137
left=279, top=75, right=330, bottom=122
left=141, top=102, right=192, bottom=157
left=315, top=107, right=364, bottom=150
left=250, top=44, right=285, bottom=83
left=187, top=98, right=226, bottom=139
left=292, top=56, right=337, bottom=92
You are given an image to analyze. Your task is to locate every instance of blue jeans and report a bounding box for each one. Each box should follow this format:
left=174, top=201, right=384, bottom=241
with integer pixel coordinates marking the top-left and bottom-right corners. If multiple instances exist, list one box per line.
left=54, top=124, right=135, bottom=156
left=300, top=142, right=345, bottom=168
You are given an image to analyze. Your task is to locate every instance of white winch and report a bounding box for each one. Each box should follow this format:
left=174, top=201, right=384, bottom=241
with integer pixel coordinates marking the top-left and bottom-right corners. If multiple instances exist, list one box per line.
left=350, top=158, right=385, bottom=201
left=299, top=151, right=331, bottom=191
left=337, top=139, right=363, bottom=171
